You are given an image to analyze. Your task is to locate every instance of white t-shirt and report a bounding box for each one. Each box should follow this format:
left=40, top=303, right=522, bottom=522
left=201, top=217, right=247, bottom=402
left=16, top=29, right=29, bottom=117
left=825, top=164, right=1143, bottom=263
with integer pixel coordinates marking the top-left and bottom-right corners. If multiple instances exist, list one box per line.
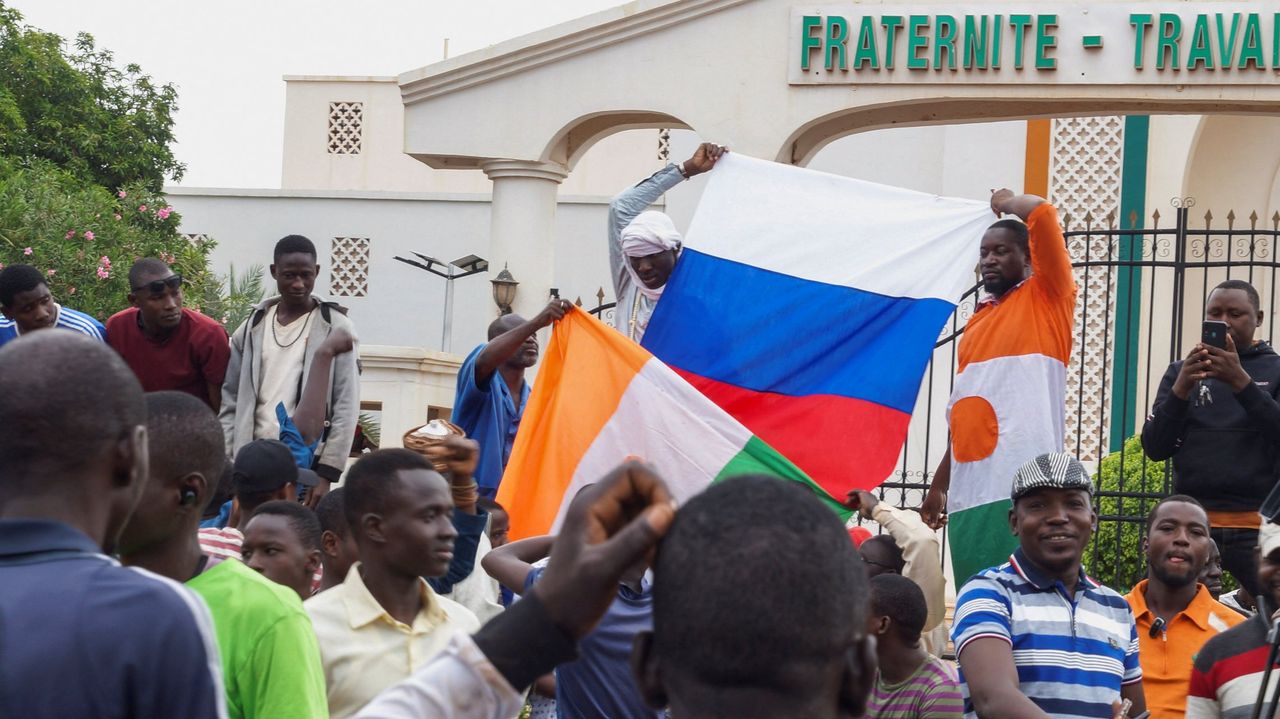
left=253, top=305, right=315, bottom=440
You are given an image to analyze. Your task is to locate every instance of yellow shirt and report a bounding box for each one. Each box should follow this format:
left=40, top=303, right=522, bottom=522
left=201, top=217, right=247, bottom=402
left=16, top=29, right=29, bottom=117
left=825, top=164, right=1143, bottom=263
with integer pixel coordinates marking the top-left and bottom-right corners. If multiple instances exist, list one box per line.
left=1124, top=579, right=1245, bottom=719
left=304, top=562, right=480, bottom=719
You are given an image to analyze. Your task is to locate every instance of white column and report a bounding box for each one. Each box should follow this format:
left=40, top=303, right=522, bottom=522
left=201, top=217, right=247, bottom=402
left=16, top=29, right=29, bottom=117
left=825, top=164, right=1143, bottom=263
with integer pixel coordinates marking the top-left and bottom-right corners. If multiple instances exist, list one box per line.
left=482, top=160, right=568, bottom=320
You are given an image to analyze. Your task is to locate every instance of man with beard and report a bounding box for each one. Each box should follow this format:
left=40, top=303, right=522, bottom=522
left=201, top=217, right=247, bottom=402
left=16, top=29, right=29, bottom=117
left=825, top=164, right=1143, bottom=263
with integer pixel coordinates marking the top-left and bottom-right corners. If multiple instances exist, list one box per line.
left=451, top=299, right=570, bottom=497
left=1125, top=495, right=1242, bottom=719
left=920, top=189, right=1076, bottom=585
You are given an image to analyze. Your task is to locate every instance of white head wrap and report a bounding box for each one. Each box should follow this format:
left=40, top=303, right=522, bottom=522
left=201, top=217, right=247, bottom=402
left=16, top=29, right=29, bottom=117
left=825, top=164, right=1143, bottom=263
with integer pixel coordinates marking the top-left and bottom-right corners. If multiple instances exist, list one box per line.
left=619, top=210, right=682, bottom=300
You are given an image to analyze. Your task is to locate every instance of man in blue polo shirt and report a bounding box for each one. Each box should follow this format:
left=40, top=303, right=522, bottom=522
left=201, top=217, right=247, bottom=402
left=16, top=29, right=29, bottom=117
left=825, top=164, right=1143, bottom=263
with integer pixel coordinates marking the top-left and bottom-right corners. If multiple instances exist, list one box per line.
left=0, top=332, right=224, bottom=717
left=452, top=298, right=570, bottom=497
left=952, top=452, right=1146, bottom=719
left=0, top=263, right=106, bottom=346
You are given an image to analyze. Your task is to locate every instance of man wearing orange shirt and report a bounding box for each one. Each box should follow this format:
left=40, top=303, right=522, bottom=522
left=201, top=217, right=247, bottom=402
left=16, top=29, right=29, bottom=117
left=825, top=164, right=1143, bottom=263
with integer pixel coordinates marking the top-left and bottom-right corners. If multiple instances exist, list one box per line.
left=1125, top=495, right=1243, bottom=719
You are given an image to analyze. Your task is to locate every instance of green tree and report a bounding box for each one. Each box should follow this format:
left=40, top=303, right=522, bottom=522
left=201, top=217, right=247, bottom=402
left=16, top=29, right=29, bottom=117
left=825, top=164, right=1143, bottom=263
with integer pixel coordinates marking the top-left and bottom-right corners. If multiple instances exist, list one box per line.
left=0, top=156, right=215, bottom=321
left=0, top=2, right=183, bottom=191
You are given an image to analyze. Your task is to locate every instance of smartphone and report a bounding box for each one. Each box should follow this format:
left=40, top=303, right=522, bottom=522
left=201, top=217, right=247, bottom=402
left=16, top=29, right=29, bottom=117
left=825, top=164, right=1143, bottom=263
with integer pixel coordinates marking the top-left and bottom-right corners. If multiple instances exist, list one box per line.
left=1202, top=320, right=1229, bottom=350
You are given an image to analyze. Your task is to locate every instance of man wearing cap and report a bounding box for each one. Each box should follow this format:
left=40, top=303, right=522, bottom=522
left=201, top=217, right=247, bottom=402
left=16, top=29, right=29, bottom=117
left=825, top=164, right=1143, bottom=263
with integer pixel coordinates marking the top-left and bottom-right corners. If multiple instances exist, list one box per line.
left=198, top=438, right=320, bottom=564
left=607, top=142, right=725, bottom=343
left=952, top=452, right=1145, bottom=719
left=1124, top=495, right=1242, bottom=719
left=1188, top=520, right=1280, bottom=718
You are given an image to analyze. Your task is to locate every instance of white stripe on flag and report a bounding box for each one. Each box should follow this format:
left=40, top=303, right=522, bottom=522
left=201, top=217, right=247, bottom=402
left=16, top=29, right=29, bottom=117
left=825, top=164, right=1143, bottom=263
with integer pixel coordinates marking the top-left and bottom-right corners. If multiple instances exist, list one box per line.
left=549, top=357, right=753, bottom=533
left=947, top=353, right=1068, bottom=513
left=684, top=154, right=993, bottom=303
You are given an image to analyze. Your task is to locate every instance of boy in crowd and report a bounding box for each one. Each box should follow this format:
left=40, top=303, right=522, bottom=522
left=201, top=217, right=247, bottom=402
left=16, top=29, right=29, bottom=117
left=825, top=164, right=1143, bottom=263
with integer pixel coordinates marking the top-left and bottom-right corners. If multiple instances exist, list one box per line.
left=315, top=487, right=358, bottom=592
left=198, top=438, right=319, bottom=561
left=865, top=574, right=963, bottom=718
left=243, top=500, right=324, bottom=600
left=0, top=263, right=105, bottom=346
left=305, top=449, right=480, bottom=719
left=117, top=391, right=327, bottom=719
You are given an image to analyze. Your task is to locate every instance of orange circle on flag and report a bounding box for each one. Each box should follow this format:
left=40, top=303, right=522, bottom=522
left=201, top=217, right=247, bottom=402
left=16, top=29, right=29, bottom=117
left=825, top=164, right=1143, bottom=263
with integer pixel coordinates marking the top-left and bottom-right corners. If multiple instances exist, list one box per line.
left=951, top=396, right=999, bottom=462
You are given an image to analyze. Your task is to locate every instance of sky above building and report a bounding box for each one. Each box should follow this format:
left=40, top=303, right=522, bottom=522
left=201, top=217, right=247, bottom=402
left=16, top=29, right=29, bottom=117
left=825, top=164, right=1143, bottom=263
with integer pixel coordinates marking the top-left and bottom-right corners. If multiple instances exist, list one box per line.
left=9, top=0, right=621, bottom=189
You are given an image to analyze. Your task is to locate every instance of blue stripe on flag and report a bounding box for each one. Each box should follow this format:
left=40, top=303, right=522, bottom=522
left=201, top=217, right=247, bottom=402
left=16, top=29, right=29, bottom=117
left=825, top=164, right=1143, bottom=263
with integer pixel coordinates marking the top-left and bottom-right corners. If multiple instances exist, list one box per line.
left=642, top=249, right=956, bottom=414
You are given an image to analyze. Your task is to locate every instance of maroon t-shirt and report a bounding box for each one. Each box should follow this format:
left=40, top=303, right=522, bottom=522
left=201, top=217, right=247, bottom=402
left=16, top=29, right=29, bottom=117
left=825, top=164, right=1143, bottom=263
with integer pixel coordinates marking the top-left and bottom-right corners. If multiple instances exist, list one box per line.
left=106, top=308, right=230, bottom=408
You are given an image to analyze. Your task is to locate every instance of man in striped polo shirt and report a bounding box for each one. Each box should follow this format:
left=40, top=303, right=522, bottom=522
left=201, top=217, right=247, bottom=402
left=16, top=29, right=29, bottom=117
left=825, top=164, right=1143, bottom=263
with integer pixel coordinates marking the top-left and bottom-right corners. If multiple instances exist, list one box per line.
left=952, top=452, right=1146, bottom=719
left=1187, top=520, right=1280, bottom=718
left=0, top=263, right=105, bottom=346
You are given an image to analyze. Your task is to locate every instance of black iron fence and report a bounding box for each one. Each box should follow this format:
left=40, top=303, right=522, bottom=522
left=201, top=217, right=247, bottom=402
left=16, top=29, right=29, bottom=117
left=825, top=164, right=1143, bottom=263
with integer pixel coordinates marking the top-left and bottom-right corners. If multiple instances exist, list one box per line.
left=583, top=199, right=1280, bottom=590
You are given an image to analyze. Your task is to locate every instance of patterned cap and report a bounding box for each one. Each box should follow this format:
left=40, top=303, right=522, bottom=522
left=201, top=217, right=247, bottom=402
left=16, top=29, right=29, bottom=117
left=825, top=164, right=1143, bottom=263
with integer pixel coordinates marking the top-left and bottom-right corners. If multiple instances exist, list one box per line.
left=1259, top=520, right=1280, bottom=556
left=1010, top=452, right=1094, bottom=500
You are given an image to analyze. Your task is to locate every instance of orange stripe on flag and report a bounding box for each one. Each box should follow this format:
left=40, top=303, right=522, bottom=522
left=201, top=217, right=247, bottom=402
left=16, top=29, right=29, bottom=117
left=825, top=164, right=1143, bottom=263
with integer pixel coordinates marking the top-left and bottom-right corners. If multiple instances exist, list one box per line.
left=495, top=307, right=651, bottom=541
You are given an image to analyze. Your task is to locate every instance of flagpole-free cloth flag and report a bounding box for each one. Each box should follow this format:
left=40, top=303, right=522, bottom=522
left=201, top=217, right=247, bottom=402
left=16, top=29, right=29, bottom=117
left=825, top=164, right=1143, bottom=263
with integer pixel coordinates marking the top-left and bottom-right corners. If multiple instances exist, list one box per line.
left=642, top=153, right=992, bottom=501
left=496, top=306, right=843, bottom=541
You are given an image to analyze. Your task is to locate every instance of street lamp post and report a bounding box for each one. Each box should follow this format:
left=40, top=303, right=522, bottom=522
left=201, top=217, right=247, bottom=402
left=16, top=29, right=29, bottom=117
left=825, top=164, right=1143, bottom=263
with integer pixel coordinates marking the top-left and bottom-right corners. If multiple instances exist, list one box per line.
left=392, top=252, right=488, bottom=352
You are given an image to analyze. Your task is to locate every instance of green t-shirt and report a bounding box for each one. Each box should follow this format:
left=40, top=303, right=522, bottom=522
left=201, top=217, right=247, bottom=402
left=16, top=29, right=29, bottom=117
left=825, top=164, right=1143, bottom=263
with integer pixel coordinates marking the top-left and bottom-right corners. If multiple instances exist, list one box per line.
left=188, top=558, right=329, bottom=719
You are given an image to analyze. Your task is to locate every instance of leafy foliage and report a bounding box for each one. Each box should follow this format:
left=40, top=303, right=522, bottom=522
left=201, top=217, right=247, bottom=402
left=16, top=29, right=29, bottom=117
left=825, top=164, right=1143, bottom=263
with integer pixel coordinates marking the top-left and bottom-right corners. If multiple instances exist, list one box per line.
left=0, top=156, right=215, bottom=322
left=0, top=2, right=183, bottom=191
left=199, top=263, right=266, bottom=332
left=1087, top=435, right=1172, bottom=592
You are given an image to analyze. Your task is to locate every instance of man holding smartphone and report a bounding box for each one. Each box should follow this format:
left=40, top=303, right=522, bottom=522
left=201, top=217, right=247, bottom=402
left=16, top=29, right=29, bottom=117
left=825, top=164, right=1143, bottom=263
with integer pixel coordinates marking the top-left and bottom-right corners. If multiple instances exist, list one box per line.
left=1142, top=279, right=1280, bottom=597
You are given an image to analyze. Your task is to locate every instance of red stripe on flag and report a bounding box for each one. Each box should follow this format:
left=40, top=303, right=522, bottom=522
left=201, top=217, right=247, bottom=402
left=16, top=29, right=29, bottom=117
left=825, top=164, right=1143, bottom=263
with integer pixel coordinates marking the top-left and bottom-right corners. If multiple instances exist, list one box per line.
left=674, top=369, right=910, bottom=498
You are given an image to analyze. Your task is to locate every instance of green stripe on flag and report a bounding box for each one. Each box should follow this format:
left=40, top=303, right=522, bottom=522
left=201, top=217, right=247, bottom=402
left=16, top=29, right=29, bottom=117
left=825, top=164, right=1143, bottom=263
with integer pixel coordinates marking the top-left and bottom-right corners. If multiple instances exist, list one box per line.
left=713, top=435, right=853, bottom=521
left=949, top=499, right=1018, bottom=587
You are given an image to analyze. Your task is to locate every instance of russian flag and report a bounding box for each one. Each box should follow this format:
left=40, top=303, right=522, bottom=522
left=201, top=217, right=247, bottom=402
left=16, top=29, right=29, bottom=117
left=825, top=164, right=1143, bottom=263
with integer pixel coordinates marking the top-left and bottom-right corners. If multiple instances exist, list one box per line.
left=641, top=154, right=993, bottom=499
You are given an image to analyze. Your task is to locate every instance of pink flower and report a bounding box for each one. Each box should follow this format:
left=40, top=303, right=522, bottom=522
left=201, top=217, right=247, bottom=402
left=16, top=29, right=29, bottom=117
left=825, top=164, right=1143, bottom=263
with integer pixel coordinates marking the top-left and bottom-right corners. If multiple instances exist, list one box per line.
left=83, top=231, right=94, bottom=242
left=0, top=263, right=6, bottom=270
left=22, top=247, right=31, bottom=256
left=68, top=286, right=75, bottom=295
left=46, top=269, right=55, bottom=276
left=113, top=214, right=121, bottom=221
left=117, top=190, right=127, bottom=198
left=99, top=255, right=111, bottom=267
left=96, top=267, right=109, bottom=280
left=65, top=230, right=75, bottom=239
left=138, top=205, right=147, bottom=212
left=160, top=252, right=176, bottom=263
left=155, top=207, right=172, bottom=220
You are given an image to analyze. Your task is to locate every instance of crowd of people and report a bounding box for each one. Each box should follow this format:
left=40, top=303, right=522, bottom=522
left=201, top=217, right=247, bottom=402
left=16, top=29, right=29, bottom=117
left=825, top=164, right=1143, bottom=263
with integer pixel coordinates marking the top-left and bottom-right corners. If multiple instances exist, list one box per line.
left=2, top=143, right=1280, bottom=719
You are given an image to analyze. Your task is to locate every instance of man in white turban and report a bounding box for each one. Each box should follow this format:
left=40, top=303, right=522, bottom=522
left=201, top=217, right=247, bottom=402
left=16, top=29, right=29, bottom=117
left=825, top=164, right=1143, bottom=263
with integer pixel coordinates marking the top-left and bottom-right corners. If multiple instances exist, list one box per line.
left=606, top=142, right=725, bottom=342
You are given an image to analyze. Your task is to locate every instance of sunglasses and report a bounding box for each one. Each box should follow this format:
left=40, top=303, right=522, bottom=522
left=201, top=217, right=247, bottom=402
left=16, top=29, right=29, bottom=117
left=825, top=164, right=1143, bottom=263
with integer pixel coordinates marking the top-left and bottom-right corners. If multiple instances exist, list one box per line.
left=132, top=274, right=184, bottom=294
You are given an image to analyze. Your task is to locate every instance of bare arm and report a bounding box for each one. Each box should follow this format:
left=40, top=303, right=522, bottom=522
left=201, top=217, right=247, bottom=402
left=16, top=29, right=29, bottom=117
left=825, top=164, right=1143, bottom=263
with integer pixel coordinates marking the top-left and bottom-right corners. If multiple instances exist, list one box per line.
left=1120, top=681, right=1146, bottom=718
left=294, top=328, right=354, bottom=444
left=481, top=535, right=555, bottom=595
left=919, top=447, right=951, bottom=530
left=206, top=382, right=222, bottom=413
left=474, top=301, right=568, bottom=384
left=958, top=638, right=1052, bottom=719
left=990, top=189, right=1046, bottom=221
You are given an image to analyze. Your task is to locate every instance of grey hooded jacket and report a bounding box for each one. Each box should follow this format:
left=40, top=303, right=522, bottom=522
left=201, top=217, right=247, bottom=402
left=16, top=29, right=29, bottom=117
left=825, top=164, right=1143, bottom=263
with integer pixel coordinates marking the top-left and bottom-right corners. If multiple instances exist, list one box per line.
left=219, top=295, right=359, bottom=482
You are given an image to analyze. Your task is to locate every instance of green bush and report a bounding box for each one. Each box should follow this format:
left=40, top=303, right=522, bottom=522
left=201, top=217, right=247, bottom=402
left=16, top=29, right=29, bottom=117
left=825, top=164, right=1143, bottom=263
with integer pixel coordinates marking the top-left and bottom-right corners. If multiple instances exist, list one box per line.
left=1087, top=435, right=1171, bottom=592
left=0, top=157, right=216, bottom=322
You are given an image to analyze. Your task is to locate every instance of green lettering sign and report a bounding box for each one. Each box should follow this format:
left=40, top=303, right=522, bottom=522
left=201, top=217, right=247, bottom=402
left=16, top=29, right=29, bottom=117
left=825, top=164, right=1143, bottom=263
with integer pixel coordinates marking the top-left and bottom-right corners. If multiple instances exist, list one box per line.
left=1157, top=13, right=1182, bottom=69
left=825, top=15, right=849, bottom=70
left=907, top=15, right=930, bottom=70
left=800, top=15, right=823, bottom=71
left=1009, top=14, right=1033, bottom=69
left=881, top=15, right=904, bottom=69
left=991, top=14, right=1003, bottom=69
left=1035, top=14, right=1058, bottom=69
left=935, top=14, right=958, bottom=70
left=1239, top=13, right=1264, bottom=69
left=1216, top=13, right=1241, bottom=67
left=963, top=15, right=989, bottom=69
left=1131, top=13, right=1153, bottom=69
left=1186, top=14, right=1213, bottom=69
left=853, top=15, right=880, bottom=69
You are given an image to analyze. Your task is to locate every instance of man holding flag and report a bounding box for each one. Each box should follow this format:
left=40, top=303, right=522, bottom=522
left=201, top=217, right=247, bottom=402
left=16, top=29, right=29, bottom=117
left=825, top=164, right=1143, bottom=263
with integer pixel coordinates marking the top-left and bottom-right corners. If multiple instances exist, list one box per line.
left=920, top=188, right=1077, bottom=585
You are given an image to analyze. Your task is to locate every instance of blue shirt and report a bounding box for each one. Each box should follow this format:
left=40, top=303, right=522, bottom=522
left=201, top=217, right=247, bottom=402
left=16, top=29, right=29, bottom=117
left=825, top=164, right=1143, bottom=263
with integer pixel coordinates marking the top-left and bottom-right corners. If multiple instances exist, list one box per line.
left=452, top=343, right=530, bottom=494
left=526, top=566, right=662, bottom=719
left=0, top=518, right=226, bottom=718
left=0, top=303, right=106, bottom=347
left=952, top=547, right=1142, bottom=719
